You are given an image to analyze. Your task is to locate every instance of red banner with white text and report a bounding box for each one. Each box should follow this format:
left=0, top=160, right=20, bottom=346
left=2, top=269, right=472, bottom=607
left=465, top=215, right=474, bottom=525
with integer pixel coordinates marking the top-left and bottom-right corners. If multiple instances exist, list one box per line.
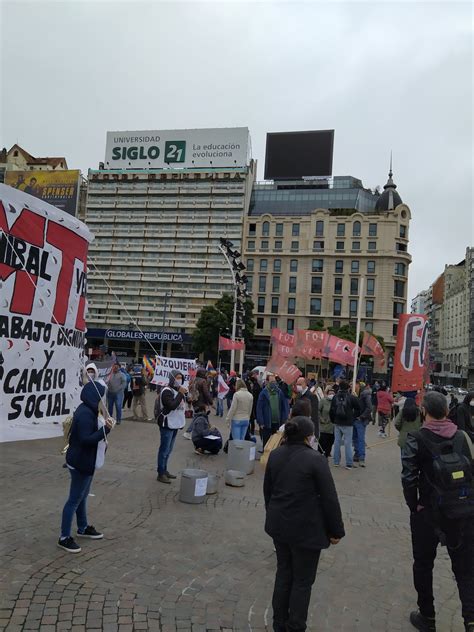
left=392, top=314, right=429, bottom=392
left=219, top=336, right=245, bottom=351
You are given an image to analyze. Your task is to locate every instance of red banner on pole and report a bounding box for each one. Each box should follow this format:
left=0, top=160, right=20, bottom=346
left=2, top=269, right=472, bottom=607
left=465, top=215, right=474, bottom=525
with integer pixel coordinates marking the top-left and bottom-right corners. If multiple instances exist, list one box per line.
left=361, top=332, right=386, bottom=370
left=218, top=336, right=245, bottom=351
left=274, top=343, right=295, bottom=358
left=322, top=335, right=359, bottom=366
left=271, top=328, right=295, bottom=347
left=294, top=329, right=329, bottom=359
left=267, top=352, right=302, bottom=385
left=392, top=314, right=429, bottom=392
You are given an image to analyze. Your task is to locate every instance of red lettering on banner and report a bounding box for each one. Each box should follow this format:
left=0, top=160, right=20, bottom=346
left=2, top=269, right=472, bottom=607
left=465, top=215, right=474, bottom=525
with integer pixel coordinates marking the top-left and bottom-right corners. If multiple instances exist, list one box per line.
left=392, top=314, right=429, bottom=392
left=0, top=203, right=46, bottom=315
left=46, top=222, right=88, bottom=330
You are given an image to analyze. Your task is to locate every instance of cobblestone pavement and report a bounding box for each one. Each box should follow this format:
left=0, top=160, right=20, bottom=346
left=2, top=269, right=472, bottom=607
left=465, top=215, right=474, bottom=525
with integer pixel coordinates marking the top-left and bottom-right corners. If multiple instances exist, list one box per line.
left=0, top=395, right=466, bottom=632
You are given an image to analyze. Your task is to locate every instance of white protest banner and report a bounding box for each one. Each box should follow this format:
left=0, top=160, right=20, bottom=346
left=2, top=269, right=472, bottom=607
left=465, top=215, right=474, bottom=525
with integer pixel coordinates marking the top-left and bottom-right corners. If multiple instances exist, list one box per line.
left=151, top=355, right=197, bottom=387
left=0, top=184, right=93, bottom=442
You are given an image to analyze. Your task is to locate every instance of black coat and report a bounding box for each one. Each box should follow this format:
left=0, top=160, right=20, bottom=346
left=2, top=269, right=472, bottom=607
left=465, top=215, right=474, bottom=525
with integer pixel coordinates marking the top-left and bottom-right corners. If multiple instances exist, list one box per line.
left=298, top=389, right=320, bottom=438
left=455, top=403, right=474, bottom=436
left=264, top=437, right=345, bottom=550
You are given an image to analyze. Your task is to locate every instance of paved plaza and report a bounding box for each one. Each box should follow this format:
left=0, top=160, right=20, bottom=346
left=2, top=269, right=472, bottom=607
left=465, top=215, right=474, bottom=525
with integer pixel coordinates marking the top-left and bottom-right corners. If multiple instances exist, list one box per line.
left=0, top=395, right=466, bottom=632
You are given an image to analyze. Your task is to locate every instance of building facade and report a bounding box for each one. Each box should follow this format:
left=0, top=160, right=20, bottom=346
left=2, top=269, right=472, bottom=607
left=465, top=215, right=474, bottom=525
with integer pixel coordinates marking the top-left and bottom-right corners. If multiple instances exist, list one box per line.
left=411, top=289, right=430, bottom=314
left=242, top=171, right=412, bottom=365
left=83, top=162, right=256, bottom=358
left=0, top=144, right=68, bottom=182
left=467, top=247, right=474, bottom=389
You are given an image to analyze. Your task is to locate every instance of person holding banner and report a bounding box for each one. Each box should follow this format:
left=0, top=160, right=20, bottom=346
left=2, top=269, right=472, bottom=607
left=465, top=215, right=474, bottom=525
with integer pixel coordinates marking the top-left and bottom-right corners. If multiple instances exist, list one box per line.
left=156, top=370, right=187, bottom=484
left=59, top=381, right=114, bottom=553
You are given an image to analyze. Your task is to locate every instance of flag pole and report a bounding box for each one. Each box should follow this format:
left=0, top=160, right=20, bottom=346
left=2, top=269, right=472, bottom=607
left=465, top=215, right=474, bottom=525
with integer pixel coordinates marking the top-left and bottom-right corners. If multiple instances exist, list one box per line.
left=352, top=277, right=365, bottom=393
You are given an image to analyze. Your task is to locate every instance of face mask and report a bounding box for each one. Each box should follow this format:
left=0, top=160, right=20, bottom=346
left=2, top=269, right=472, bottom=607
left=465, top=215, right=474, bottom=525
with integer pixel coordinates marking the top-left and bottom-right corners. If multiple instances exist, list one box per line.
left=87, top=372, right=95, bottom=379
left=470, top=401, right=474, bottom=407
left=296, top=385, right=304, bottom=393
left=268, top=381, right=277, bottom=391
left=327, top=394, right=334, bottom=400
left=175, top=379, right=183, bottom=387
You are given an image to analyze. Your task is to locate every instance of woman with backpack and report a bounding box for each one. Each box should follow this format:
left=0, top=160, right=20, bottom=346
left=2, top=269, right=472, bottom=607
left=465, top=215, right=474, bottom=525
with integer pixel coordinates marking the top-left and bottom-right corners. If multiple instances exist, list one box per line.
left=394, top=397, right=422, bottom=451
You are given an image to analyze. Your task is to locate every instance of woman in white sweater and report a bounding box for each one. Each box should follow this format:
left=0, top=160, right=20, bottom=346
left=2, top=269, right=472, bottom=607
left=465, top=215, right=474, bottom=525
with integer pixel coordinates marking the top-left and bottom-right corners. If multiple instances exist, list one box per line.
left=226, top=379, right=254, bottom=440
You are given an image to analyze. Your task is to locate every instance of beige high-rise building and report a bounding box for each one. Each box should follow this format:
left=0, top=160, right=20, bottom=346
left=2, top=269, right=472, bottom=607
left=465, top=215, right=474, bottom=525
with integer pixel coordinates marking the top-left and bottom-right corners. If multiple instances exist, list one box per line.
left=242, top=170, right=411, bottom=365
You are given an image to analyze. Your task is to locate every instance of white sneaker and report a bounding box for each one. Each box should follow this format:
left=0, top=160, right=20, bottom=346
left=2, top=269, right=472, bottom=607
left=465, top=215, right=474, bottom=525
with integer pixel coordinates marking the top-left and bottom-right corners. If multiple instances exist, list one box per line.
left=183, top=432, right=191, bottom=440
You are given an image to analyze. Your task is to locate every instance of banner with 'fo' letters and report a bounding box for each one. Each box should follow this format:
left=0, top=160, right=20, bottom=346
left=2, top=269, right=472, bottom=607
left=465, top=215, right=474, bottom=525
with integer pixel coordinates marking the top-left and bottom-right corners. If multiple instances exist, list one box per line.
left=0, top=184, right=93, bottom=442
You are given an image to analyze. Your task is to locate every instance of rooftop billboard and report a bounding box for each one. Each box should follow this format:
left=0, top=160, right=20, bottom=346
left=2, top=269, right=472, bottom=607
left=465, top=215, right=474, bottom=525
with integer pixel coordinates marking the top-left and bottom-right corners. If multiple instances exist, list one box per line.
left=5, top=169, right=80, bottom=216
left=264, top=130, right=334, bottom=180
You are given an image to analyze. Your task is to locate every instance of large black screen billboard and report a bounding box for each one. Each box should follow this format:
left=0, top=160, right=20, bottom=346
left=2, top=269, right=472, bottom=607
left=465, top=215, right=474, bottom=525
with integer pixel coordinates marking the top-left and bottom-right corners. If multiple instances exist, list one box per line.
left=264, top=130, right=334, bottom=180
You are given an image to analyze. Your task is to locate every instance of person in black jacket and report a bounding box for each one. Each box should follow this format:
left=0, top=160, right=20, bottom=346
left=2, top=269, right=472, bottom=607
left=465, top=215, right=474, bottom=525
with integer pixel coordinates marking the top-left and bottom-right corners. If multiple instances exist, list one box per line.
left=453, top=392, right=474, bottom=438
left=295, top=376, right=320, bottom=439
left=59, top=381, right=114, bottom=553
left=401, top=391, right=474, bottom=632
left=329, top=381, right=361, bottom=469
left=246, top=370, right=262, bottom=434
left=264, top=415, right=345, bottom=632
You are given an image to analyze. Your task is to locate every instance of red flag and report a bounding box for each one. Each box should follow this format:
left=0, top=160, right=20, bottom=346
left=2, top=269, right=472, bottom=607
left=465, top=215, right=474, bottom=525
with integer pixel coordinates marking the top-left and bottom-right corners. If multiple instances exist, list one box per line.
left=274, top=343, right=295, bottom=358
left=267, top=351, right=301, bottom=385
left=271, top=328, right=295, bottom=347
left=322, top=335, right=359, bottom=366
left=218, top=336, right=245, bottom=351
left=294, top=329, right=329, bottom=359
left=361, top=332, right=386, bottom=370
left=392, top=314, right=429, bottom=392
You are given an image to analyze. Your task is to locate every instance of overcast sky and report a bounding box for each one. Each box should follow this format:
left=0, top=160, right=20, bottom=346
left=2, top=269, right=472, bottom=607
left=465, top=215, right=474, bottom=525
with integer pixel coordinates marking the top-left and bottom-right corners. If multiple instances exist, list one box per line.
left=1, top=1, right=472, bottom=303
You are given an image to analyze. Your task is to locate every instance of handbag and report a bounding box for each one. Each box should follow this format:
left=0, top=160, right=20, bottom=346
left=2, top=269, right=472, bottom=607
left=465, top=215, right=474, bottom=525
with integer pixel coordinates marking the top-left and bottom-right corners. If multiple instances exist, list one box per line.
left=260, top=431, right=284, bottom=467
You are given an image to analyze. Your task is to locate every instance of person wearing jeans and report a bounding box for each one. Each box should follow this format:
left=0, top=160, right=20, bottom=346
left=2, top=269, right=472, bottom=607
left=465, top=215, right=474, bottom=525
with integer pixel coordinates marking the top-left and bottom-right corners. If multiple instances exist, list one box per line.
left=157, top=427, right=178, bottom=475
left=216, top=397, right=224, bottom=417
left=156, top=370, right=187, bottom=484
left=329, top=381, right=361, bottom=470
left=226, top=379, right=254, bottom=441
left=333, top=425, right=354, bottom=468
left=107, top=363, right=127, bottom=424
left=352, top=419, right=367, bottom=466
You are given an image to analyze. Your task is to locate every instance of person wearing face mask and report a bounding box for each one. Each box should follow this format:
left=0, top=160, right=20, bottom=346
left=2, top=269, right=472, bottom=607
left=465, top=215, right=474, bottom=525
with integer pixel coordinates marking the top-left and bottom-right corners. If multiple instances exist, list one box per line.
left=84, top=362, right=106, bottom=388
left=156, top=370, right=188, bottom=484
left=264, top=415, right=345, bottom=632
left=295, top=376, right=320, bottom=440
left=256, top=373, right=290, bottom=448
left=318, top=387, right=335, bottom=458
left=452, top=392, right=474, bottom=439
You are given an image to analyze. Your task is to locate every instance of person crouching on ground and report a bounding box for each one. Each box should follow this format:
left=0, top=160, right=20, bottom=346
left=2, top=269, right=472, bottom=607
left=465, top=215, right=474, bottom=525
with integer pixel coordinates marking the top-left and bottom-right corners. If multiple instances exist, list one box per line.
left=192, top=404, right=223, bottom=455
left=264, top=415, right=345, bottom=632
left=156, top=370, right=187, bottom=484
left=59, top=381, right=114, bottom=553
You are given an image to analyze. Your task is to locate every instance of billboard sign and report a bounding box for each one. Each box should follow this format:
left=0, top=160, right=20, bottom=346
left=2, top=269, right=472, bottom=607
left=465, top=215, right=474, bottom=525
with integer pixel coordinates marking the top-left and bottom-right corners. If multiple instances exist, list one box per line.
left=264, top=130, right=334, bottom=180
left=5, top=170, right=81, bottom=216
left=104, top=127, right=250, bottom=170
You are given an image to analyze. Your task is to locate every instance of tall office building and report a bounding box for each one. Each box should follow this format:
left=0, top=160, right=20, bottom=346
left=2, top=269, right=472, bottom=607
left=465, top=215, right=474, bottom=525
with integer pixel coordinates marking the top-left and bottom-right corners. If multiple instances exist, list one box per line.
left=467, top=247, right=474, bottom=389
left=83, top=128, right=255, bottom=358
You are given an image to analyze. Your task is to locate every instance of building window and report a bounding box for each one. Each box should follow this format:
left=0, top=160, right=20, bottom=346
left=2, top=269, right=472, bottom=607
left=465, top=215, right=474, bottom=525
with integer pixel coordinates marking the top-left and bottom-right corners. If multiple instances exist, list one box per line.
left=289, top=277, right=297, bottom=293
left=350, top=299, right=358, bottom=317
left=271, top=297, right=279, bottom=314
left=288, top=298, right=296, bottom=314
left=249, top=223, right=256, bottom=237
left=260, top=259, right=268, bottom=271
left=275, top=240, right=283, bottom=251
left=368, top=241, right=377, bottom=251
left=291, top=241, right=299, bottom=251
left=335, top=260, right=344, bottom=273
left=394, top=280, right=405, bottom=298
left=270, top=317, right=278, bottom=329
left=369, top=223, right=377, bottom=237
left=336, top=241, right=345, bottom=251
left=287, top=319, right=295, bottom=334
left=367, top=260, right=376, bottom=273
left=259, top=276, right=267, bottom=292
left=246, top=276, right=253, bottom=292
left=333, top=299, right=342, bottom=316
left=400, top=225, right=407, bottom=238
left=261, top=240, right=269, bottom=250
left=275, top=223, right=283, bottom=237
left=246, top=258, right=254, bottom=272
left=262, top=221, right=270, bottom=237
left=396, top=242, right=407, bottom=252
left=310, top=298, right=321, bottom=315
left=393, top=302, right=404, bottom=319
left=334, top=277, right=343, bottom=294
left=272, top=276, right=280, bottom=293
left=273, top=259, right=282, bottom=272
left=248, top=240, right=255, bottom=251
left=366, top=300, right=374, bottom=317
left=258, top=297, right=265, bottom=313
left=13, top=150, right=19, bottom=157
left=333, top=320, right=341, bottom=328
left=351, top=260, right=359, bottom=273
left=367, top=278, right=375, bottom=295
left=312, top=259, right=323, bottom=272
left=350, top=278, right=359, bottom=295
left=337, top=223, right=345, bottom=237
left=353, top=221, right=361, bottom=237
left=313, top=240, right=324, bottom=251
left=311, top=277, right=322, bottom=293
left=315, top=220, right=324, bottom=236
left=292, top=223, right=300, bottom=236
left=352, top=241, right=361, bottom=251
left=290, top=259, right=298, bottom=272
left=365, top=321, right=374, bottom=332
left=393, top=323, right=398, bottom=336
left=256, top=317, right=264, bottom=329
left=395, top=262, right=406, bottom=276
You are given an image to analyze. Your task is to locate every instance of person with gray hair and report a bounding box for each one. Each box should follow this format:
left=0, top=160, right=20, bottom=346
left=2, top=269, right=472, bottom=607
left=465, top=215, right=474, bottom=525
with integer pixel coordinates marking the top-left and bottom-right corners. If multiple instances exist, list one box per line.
left=401, top=390, right=474, bottom=632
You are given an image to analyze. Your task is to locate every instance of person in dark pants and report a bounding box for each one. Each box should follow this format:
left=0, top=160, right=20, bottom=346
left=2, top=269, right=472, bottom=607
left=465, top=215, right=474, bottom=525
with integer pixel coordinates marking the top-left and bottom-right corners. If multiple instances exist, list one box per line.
left=318, top=386, right=335, bottom=458
left=402, top=391, right=474, bottom=632
left=264, top=415, right=345, bottom=632
left=246, top=370, right=262, bottom=434
left=256, top=373, right=289, bottom=447
left=156, top=370, right=187, bottom=484
left=122, top=367, right=134, bottom=410
left=295, top=376, right=320, bottom=439
left=192, top=404, right=222, bottom=455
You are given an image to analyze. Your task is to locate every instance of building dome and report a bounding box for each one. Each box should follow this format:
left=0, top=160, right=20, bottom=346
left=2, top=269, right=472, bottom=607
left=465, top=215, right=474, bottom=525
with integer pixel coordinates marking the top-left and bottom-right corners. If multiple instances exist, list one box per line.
left=375, top=163, right=403, bottom=211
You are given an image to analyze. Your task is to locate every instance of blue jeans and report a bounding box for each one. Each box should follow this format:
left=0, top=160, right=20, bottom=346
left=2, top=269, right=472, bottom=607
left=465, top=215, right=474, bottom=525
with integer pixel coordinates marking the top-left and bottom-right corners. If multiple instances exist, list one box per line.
left=333, top=425, right=354, bottom=466
left=107, top=391, right=124, bottom=423
left=231, top=419, right=249, bottom=441
left=61, top=468, right=93, bottom=538
left=352, top=419, right=367, bottom=462
left=216, top=399, right=224, bottom=417
left=157, top=427, right=178, bottom=475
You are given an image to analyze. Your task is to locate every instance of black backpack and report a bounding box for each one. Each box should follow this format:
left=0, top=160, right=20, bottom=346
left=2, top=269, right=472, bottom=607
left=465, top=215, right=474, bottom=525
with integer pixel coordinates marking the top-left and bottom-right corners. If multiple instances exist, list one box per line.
left=416, top=429, right=474, bottom=521
left=334, top=391, right=353, bottom=424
